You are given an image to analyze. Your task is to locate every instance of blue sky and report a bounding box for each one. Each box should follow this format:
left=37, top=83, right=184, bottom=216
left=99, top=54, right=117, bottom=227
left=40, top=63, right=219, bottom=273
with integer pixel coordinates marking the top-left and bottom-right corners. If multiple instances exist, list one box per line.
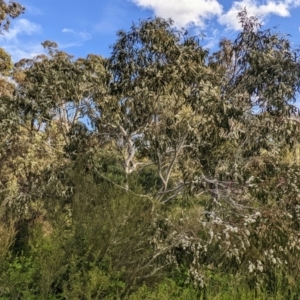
left=1, top=0, right=300, bottom=62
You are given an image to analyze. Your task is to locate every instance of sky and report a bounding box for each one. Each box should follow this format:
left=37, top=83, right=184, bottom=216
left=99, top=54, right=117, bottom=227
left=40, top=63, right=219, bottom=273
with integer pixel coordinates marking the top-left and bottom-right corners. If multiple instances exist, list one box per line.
left=1, top=0, right=300, bottom=62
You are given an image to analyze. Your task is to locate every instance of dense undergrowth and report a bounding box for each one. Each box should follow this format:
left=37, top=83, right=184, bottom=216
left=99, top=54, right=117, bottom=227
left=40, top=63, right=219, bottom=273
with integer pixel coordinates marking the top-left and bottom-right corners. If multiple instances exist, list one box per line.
left=1, top=158, right=300, bottom=299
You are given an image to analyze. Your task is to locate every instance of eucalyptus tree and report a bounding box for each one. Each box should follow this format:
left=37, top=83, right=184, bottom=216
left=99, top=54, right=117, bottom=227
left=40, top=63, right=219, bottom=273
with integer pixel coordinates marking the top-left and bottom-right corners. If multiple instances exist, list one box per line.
left=0, top=0, right=26, bottom=233
left=208, top=9, right=300, bottom=203
left=14, top=41, right=108, bottom=149
left=97, top=14, right=300, bottom=201
left=152, top=11, right=300, bottom=288
left=0, top=0, right=24, bottom=33
left=97, top=18, right=228, bottom=195
left=0, top=48, right=19, bottom=212
left=95, top=13, right=300, bottom=287
left=0, top=41, right=109, bottom=222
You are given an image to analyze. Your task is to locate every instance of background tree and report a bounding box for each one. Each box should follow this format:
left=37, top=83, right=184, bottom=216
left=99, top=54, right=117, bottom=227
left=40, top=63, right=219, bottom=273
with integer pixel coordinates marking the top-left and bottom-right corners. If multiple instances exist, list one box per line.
left=0, top=0, right=24, bottom=33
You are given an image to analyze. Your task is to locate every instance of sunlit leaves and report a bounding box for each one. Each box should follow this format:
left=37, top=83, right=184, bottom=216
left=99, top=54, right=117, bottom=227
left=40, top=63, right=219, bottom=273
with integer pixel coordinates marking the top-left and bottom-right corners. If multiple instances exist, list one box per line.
left=0, top=0, right=24, bottom=33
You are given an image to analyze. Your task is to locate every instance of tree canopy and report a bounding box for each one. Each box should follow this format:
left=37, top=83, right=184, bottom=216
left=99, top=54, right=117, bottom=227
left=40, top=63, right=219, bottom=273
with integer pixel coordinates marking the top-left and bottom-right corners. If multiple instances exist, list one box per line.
left=0, top=0, right=24, bottom=33
left=1, top=6, right=300, bottom=299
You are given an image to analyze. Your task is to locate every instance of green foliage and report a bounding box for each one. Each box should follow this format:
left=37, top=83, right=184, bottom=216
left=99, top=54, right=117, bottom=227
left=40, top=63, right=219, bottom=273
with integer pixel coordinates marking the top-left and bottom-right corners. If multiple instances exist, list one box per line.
left=0, top=0, right=24, bottom=33
left=0, top=48, right=13, bottom=76
left=127, top=280, right=199, bottom=300
left=136, top=164, right=162, bottom=193
left=2, top=4, right=300, bottom=299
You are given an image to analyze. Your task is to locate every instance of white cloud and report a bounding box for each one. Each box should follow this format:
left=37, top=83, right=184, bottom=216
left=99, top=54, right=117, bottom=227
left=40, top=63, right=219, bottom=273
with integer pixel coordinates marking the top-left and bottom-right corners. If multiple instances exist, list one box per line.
left=130, top=0, right=223, bottom=28
left=2, top=43, right=44, bottom=62
left=285, top=0, right=300, bottom=7
left=62, top=28, right=92, bottom=40
left=203, top=29, right=220, bottom=49
left=0, top=18, right=42, bottom=62
left=0, top=18, right=41, bottom=42
left=130, top=0, right=300, bottom=32
left=219, top=0, right=291, bottom=30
